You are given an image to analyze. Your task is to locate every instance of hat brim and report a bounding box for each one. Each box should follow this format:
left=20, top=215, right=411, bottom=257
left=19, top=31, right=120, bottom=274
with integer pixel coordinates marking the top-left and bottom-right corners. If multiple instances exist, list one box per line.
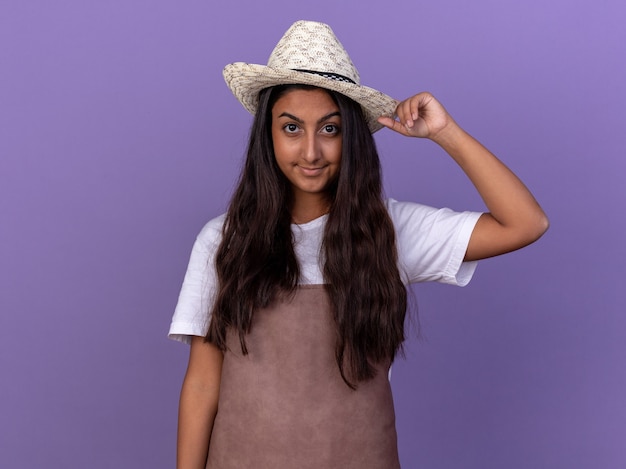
left=223, top=62, right=398, bottom=133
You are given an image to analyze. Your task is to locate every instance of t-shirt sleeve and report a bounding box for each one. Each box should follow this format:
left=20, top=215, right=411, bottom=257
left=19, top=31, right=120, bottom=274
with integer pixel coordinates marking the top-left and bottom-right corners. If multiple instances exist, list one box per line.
left=387, top=198, right=482, bottom=286
left=168, top=215, right=225, bottom=344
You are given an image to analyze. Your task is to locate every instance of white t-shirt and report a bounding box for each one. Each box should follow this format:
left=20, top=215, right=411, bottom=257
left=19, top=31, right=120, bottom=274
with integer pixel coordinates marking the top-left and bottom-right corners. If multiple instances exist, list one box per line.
left=168, top=198, right=482, bottom=344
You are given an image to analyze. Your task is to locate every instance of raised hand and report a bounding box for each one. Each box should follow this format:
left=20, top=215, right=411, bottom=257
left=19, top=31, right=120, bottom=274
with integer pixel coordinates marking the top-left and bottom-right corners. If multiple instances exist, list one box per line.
left=377, top=92, right=455, bottom=140
left=377, top=91, right=549, bottom=261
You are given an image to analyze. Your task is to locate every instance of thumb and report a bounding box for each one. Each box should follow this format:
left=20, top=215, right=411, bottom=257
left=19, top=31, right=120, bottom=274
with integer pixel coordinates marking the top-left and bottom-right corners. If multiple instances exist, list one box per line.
left=377, top=116, right=411, bottom=136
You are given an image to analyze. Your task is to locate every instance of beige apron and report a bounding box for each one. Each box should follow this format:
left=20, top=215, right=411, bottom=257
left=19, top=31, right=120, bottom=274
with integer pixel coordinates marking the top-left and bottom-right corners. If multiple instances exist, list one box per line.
left=206, top=285, right=400, bottom=469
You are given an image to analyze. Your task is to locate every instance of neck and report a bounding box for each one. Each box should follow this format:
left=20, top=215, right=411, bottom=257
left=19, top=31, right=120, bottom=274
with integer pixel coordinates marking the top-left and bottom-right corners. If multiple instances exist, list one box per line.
left=290, top=192, right=331, bottom=224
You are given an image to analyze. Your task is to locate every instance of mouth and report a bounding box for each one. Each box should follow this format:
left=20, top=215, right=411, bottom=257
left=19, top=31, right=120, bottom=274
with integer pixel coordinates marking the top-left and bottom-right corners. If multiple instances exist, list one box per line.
left=297, top=165, right=327, bottom=176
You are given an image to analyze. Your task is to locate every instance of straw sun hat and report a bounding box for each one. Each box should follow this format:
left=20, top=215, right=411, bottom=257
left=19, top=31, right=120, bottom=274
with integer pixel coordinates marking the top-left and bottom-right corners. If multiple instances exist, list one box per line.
left=223, top=20, right=398, bottom=133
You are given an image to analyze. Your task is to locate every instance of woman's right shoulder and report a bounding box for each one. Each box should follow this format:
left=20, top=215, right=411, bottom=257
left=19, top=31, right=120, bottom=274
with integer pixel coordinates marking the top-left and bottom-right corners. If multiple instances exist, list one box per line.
left=195, top=213, right=227, bottom=248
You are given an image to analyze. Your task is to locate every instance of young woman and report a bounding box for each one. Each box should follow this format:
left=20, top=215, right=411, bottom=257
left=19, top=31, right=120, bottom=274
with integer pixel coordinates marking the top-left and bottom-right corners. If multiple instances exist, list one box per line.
left=169, top=20, right=548, bottom=469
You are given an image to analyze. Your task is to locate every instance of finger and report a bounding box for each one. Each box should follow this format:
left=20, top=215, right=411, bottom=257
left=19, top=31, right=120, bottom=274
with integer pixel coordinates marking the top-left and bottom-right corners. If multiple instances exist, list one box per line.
left=400, top=94, right=426, bottom=129
left=400, top=99, right=415, bottom=128
left=377, top=116, right=410, bottom=136
left=409, top=94, right=422, bottom=121
left=392, top=101, right=405, bottom=126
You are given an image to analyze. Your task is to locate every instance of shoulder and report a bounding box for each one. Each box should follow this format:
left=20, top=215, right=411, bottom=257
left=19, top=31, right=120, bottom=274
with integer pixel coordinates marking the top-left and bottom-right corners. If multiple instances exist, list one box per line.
left=385, top=198, right=443, bottom=227
left=385, top=197, right=481, bottom=231
left=385, top=198, right=482, bottom=285
left=385, top=197, right=434, bottom=215
left=195, top=213, right=227, bottom=250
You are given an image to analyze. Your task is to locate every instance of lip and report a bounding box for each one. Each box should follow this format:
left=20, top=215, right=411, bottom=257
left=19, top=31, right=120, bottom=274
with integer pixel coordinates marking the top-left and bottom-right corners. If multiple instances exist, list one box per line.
left=297, top=165, right=327, bottom=176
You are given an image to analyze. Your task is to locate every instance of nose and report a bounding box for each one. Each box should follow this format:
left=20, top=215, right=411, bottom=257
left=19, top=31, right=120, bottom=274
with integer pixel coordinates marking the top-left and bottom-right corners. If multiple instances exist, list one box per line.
left=302, top=132, right=320, bottom=164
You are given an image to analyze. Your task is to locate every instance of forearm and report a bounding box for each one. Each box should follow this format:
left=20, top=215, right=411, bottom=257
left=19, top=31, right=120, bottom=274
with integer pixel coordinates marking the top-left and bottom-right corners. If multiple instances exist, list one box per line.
left=379, top=91, right=549, bottom=260
left=432, top=123, right=549, bottom=259
left=177, top=337, right=223, bottom=469
left=177, top=380, right=218, bottom=468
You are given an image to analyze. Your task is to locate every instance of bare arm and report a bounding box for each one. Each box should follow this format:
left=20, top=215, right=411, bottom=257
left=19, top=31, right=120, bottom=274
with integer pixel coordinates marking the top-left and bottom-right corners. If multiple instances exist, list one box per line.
left=378, top=92, right=549, bottom=260
left=177, top=336, right=223, bottom=469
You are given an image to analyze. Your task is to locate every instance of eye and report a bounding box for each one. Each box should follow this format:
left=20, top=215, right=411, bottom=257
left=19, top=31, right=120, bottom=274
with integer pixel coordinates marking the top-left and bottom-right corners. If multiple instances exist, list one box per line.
left=321, top=124, right=340, bottom=135
left=284, top=123, right=299, bottom=133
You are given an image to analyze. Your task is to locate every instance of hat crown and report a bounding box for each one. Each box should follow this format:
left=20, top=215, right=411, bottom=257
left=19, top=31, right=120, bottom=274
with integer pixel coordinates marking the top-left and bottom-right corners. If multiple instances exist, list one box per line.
left=266, top=21, right=360, bottom=85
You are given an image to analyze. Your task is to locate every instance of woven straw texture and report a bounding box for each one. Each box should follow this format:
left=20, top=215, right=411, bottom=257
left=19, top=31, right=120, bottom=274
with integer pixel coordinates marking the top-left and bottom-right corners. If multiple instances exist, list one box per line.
left=223, top=21, right=398, bottom=133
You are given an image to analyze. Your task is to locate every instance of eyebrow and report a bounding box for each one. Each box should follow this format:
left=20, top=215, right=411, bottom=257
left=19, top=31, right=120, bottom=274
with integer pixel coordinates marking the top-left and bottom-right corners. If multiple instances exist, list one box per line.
left=277, top=111, right=341, bottom=124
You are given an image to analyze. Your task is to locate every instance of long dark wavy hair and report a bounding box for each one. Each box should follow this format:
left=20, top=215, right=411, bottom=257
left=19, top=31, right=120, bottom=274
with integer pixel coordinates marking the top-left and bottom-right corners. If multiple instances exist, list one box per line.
left=207, top=84, right=407, bottom=388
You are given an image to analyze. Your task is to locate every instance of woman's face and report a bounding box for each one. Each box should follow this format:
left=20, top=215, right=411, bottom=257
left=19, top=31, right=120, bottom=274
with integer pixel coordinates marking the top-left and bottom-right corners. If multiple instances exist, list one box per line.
left=271, top=88, right=342, bottom=205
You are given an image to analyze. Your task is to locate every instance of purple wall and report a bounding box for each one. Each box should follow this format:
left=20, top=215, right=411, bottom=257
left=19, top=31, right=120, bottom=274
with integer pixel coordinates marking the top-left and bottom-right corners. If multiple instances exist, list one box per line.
left=1, top=1, right=624, bottom=467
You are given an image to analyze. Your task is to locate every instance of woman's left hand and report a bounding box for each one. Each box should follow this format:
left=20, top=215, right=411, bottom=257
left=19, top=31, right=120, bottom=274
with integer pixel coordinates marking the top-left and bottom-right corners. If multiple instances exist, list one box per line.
left=377, top=92, right=454, bottom=140
left=377, top=91, right=549, bottom=261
